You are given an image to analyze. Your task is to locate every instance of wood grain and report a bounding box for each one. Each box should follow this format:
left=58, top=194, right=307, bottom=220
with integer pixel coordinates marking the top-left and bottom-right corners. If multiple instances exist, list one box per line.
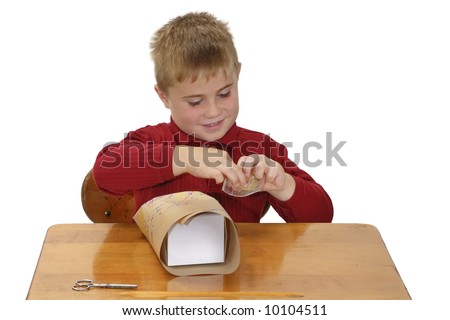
left=27, top=223, right=410, bottom=300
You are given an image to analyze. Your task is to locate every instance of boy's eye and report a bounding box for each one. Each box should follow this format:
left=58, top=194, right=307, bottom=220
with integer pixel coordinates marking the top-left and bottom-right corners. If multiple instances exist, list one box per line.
left=218, top=91, right=231, bottom=98
left=188, top=100, right=202, bottom=107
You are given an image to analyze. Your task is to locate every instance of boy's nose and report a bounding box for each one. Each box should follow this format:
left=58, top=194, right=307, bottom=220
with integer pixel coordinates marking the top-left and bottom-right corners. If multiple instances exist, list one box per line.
left=205, top=102, right=221, bottom=118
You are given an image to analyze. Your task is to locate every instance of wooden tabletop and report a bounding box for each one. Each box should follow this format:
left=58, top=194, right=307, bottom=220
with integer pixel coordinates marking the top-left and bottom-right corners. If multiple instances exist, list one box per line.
left=26, top=223, right=410, bottom=300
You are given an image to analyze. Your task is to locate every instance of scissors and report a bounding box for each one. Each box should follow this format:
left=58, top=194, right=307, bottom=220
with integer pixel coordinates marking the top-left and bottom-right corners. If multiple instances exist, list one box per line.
left=72, top=279, right=138, bottom=291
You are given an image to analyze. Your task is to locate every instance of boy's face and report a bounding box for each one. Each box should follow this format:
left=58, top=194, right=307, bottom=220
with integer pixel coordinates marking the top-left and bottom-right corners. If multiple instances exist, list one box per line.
left=156, top=71, right=239, bottom=142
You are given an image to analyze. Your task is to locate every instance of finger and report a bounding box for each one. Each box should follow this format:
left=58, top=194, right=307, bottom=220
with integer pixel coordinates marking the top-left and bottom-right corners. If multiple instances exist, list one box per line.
left=221, top=165, right=247, bottom=189
left=243, top=154, right=260, bottom=166
left=253, top=157, right=278, bottom=180
left=252, top=162, right=267, bottom=180
left=211, top=170, right=225, bottom=184
left=238, top=156, right=255, bottom=178
left=233, top=165, right=248, bottom=188
left=265, top=166, right=280, bottom=183
left=253, top=156, right=276, bottom=179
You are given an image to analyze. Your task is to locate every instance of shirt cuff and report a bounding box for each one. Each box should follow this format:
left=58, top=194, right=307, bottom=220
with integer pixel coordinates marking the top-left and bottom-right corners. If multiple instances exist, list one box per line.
left=272, top=176, right=304, bottom=210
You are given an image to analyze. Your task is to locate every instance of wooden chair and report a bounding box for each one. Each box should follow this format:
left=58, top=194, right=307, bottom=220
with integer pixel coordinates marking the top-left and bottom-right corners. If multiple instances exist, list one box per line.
left=81, top=169, right=271, bottom=222
left=81, top=170, right=135, bottom=223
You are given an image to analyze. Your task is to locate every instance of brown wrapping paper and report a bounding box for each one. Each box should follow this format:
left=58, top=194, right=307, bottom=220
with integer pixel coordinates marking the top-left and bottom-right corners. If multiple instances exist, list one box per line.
left=133, top=191, right=240, bottom=276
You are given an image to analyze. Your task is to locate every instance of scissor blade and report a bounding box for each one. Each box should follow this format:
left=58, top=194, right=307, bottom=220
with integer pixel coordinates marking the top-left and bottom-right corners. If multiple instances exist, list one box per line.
left=99, top=283, right=138, bottom=289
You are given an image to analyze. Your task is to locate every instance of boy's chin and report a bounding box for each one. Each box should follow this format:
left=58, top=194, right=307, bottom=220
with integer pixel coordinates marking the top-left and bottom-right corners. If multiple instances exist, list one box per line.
left=196, top=121, right=232, bottom=142
left=197, top=131, right=226, bottom=142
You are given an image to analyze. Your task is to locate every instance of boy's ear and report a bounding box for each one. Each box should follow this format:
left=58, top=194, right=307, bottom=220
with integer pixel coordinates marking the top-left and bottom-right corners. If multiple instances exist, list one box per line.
left=154, top=85, right=170, bottom=108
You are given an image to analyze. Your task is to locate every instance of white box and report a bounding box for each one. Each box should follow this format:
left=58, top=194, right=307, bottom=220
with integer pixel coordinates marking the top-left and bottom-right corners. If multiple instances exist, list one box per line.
left=167, top=213, right=225, bottom=266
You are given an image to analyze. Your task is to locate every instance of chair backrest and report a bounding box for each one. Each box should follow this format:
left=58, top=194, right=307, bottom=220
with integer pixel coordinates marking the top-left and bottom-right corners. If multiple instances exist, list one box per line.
left=81, top=170, right=135, bottom=222
left=81, top=169, right=271, bottom=222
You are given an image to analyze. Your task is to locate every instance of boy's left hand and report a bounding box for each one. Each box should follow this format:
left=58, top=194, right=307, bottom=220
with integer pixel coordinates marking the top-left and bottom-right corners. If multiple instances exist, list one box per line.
left=238, top=154, right=295, bottom=201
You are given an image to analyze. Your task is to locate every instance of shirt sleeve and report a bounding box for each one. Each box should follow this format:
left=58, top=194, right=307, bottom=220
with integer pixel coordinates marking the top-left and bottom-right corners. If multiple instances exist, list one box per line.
left=264, top=136, right=334, bottom=222
left=92, top=126, right=176, bottom=195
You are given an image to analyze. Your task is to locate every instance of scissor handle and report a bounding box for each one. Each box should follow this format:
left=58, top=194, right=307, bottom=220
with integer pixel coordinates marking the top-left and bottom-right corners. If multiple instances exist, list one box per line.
left=72, top=279, right=94, bottom=291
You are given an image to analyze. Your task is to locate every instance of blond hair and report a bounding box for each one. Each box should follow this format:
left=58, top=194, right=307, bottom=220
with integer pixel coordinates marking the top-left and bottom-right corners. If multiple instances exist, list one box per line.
left=150, top=12, right=240, bottom=93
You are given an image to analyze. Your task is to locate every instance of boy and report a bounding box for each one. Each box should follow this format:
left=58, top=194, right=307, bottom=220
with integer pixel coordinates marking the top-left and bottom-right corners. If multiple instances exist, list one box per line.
left=93, top=12, right=333, bottom=222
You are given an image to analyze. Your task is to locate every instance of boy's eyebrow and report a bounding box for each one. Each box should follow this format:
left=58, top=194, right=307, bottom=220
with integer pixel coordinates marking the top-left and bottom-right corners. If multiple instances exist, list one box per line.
left=181, top=82, right=234, bottom=99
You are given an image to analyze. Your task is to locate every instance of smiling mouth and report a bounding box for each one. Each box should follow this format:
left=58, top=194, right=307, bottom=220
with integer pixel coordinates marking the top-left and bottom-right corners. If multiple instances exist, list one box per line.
left=203, top=120, right=223, bottom=128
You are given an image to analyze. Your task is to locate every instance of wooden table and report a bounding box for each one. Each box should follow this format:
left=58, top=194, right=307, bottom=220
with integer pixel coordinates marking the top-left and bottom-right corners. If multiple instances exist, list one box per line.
left=27, top=223, right=410, bottom=300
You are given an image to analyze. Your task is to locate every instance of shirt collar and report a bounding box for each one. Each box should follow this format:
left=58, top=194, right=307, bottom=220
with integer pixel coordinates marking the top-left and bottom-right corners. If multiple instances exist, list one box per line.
left=168, top=118, right=240, bottom=147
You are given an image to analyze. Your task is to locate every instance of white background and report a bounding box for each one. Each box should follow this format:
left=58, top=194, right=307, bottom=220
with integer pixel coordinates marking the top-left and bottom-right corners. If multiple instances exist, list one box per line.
left=1, top=0, right=449, bottom=318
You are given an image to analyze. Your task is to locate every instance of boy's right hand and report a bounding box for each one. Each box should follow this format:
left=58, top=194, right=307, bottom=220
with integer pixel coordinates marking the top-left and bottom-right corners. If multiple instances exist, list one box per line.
left=172, top=146, right=247, bottom=190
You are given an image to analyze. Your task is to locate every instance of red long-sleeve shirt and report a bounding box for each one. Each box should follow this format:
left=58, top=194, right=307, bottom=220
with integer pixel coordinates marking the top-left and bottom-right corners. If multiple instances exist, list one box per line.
left=92, top=120, right=333, bottom=222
